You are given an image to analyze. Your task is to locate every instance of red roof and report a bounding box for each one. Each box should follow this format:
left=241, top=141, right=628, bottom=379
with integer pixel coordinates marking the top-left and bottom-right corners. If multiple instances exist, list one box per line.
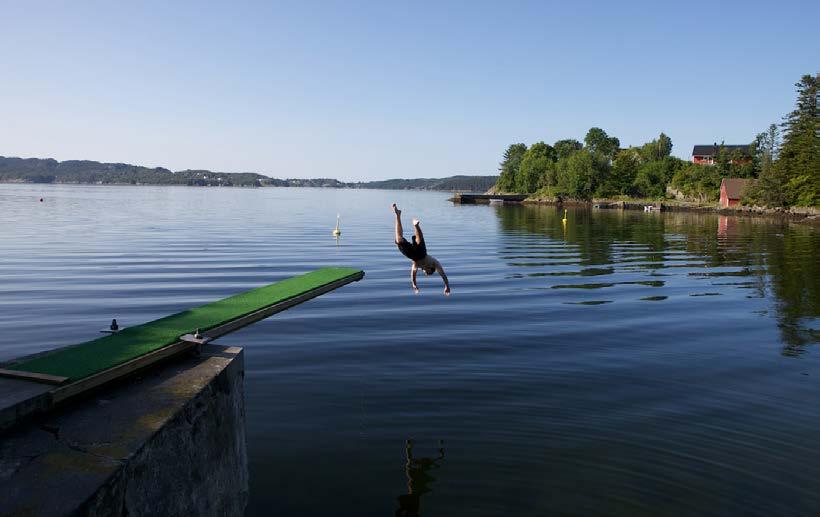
left=721, top=178, right=751, bottom=199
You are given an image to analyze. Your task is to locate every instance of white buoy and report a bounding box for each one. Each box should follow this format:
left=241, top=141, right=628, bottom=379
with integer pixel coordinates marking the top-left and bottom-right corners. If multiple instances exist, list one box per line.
left=332, top=214, right=341, bottom=237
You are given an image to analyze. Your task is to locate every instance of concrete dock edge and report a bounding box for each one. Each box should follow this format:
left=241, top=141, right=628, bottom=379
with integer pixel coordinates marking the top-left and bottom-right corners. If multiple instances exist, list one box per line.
left=0, top=345, right=248, bottom=517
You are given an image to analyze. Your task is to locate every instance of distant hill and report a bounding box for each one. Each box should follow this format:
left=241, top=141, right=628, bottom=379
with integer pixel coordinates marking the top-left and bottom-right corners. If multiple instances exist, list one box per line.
left=0, top=157, right=270, bottom=187
left=350, top=175, right=498, bottom=192
left=0, top=155, right=495, bottom=191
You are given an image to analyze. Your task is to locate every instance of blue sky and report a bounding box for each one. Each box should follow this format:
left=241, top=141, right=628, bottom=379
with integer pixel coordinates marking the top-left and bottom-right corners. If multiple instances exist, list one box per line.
left=1, top=1, right=817, bottom=181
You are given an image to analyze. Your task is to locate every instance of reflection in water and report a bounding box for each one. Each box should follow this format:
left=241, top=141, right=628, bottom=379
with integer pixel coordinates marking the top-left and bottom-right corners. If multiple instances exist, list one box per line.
left=717, top=215, right=737, bottom=238
left=494, top=205, right=819, bottom=355
left=4, top=185, right=819, bottom=516
left=551, top=280, right=665, bottom=289
left=395, top=439, right=445, bottom=517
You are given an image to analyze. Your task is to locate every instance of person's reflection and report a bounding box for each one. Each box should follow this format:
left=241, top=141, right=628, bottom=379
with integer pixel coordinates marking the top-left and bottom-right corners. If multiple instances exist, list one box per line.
left=395, top=439, right=445, bottom=517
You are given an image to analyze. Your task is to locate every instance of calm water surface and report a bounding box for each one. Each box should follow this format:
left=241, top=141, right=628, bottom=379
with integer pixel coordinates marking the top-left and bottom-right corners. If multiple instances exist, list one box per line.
left=1, top=184, right=818, bottom=516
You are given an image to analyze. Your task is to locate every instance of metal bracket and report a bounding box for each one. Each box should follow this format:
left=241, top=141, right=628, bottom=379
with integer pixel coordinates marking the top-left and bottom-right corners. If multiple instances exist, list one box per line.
left=180, top=329, right=212, bottom=356
left=100, top=318, right=124, bottom=334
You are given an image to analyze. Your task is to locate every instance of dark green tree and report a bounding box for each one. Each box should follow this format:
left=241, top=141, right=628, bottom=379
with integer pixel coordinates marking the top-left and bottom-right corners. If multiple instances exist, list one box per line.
left=555, top=150, right=597, bottom=199
left=670, top=163, right=722, bottom=202
left=611, top=148, right=641, bottom=195
left=632, top=162, right=667, bottom=198
left=591, top=155, right=615, bottom=197
left=639, top=132, right=673, bottom=162
left=747, top=124, right=786, bottom=206
left=755, top=124, right=781, bottom=163
left=632, top=157, right=682, bottom=198
left=495, top=143, right=528, bottom=192
left=517, top=141, right=556, bottom=192
left=711, top=142, right=755, bottom=179
left=553, top=139, right=583, bottom=160
left=658, top=133, right=673, bottom=158
left=584, top=127, right=620, bottom=159
left=777, top=74, right=819, bottom=206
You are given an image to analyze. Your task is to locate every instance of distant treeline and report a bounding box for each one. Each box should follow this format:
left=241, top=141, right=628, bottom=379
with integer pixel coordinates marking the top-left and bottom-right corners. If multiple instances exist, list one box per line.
left=350, top=175, right=498, bottom=192
left=0, top=157, right=269, bottom=187
left=493, top=74, right=818, bottom=207
left=0, top=156, right=497, bottom=192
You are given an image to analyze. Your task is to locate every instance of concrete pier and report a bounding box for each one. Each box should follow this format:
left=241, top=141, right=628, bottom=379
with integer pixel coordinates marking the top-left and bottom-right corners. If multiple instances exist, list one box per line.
left=451, top=193, right=528, bottom=204
left=0, top=345, right=248, bottom=517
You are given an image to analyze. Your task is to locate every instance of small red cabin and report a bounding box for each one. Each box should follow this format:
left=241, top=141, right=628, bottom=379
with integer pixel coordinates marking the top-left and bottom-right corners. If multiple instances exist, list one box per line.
left=719, top=178, right=750, bottom=208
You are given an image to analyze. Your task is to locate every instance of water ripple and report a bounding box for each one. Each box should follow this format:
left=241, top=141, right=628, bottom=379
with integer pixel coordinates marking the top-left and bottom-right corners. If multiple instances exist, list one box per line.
left=1, top=185, right=818, bottom=516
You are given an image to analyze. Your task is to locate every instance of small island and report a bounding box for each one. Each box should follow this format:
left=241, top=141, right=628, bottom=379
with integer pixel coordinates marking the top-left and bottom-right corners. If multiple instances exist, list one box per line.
left=489, top=74, right=818, bottom=212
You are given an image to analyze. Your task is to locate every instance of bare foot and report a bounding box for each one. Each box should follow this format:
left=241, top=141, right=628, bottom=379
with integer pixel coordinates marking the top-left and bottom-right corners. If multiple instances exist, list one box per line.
left=392, top=203, right=401, bottom=216
left=412, top=218, right=420, bottom=227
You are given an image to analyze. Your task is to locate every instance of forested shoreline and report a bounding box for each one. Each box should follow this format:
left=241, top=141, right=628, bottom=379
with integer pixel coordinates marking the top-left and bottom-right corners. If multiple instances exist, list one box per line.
left=0, top=156, right=497, bottom=192
left=493, top=74, right=818, bottom=208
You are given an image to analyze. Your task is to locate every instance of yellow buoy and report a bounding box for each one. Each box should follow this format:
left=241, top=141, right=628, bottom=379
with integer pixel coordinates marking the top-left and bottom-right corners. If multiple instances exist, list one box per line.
left=332, top=214, right=341, bottom=237
left=562, top=208, right=568, bottom=224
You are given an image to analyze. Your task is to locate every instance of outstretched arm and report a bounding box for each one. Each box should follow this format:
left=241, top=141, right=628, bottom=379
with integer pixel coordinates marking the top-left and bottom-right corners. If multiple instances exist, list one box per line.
left=411, top=263, right=419, bottom=292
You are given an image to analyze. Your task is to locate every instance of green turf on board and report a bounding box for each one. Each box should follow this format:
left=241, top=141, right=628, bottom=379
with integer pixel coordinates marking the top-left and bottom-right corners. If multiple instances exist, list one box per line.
left=10, top=267, right=363, bottom=381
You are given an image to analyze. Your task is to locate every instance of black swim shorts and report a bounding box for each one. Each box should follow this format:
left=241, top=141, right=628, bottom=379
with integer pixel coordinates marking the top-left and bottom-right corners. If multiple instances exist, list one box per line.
left=397, top=236, right=427, bottom=261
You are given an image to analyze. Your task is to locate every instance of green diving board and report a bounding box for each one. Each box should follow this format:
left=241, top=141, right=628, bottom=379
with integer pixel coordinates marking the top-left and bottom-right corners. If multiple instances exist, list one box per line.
left=1, top=267, right=363, bottom=391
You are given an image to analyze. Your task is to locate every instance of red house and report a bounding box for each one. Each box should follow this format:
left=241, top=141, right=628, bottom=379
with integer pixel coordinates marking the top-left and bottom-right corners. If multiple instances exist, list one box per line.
left=719, top=178, right=750, bottom=208
left=692, top=144, right=752, bottom=165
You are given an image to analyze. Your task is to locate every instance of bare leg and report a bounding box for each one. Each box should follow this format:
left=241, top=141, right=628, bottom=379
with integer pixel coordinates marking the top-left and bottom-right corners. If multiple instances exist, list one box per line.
left=412, top=218, right=423, bottom=245
left=392, top=203, right=403, bottom=244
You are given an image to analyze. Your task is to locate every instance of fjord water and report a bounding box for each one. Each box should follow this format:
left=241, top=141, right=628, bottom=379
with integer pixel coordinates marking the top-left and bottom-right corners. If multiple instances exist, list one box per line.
left=1, top=184, right=818, bottom=516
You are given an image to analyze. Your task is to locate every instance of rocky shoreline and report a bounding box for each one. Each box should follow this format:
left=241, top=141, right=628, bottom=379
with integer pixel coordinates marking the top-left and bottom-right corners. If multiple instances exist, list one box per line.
left=519, top=196, right=819, bottom=224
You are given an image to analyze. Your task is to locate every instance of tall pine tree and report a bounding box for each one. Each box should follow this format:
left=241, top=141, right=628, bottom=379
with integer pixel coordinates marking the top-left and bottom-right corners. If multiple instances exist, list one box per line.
left=749, top=124, right=786, bottom=206
left=778, top=74, right=819, bottom=206
left=495, top=143, right=528, bottom=192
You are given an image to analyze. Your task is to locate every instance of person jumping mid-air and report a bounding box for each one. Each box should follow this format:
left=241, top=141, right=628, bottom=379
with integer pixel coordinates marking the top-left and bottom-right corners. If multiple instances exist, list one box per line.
left=392, top=203, right=450, bottom=295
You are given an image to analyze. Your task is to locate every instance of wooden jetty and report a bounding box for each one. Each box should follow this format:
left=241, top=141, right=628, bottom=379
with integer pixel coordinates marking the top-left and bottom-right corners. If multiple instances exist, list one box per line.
left=451, top=193, right=528, bottom=204
left=0, top=267, right=364, bottom=433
